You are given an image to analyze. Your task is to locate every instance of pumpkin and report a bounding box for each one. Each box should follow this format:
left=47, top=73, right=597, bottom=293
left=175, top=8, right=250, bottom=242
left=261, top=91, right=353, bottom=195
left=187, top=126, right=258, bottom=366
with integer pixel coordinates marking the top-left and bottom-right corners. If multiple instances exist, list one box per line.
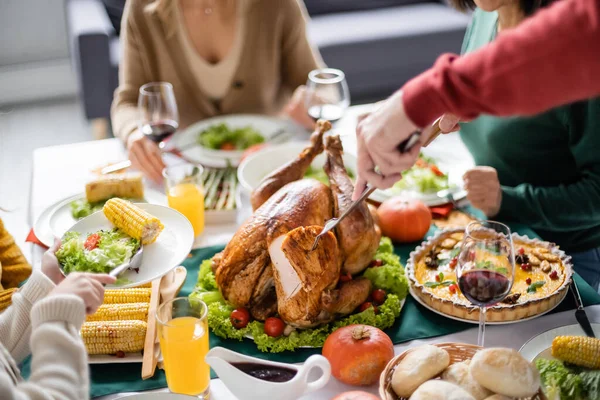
left=322, top=324, right=394, bottom=386
left=331, top=391, right=381, bottom=400
left=377, top=198, right=431, bottom=243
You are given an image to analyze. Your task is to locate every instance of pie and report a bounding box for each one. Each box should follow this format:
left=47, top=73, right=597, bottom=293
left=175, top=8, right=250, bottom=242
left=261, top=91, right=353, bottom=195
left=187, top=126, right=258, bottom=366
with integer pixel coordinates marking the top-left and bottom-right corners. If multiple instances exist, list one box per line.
left=406, top=228, right=573, bottom=322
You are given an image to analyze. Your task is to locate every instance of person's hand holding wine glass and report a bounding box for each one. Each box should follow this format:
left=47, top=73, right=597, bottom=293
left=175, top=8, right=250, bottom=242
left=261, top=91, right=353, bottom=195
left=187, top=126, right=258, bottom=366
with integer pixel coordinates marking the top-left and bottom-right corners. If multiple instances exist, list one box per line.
left=457, top=221, right=515, bottom=347
left=128, top=82, right=179, bottom=183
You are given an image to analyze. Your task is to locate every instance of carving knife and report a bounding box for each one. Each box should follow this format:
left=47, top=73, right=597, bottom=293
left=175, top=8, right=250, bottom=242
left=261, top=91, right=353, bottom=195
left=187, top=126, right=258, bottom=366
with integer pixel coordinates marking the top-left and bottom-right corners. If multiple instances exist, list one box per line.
left=571, top=279, right=596, bottom=337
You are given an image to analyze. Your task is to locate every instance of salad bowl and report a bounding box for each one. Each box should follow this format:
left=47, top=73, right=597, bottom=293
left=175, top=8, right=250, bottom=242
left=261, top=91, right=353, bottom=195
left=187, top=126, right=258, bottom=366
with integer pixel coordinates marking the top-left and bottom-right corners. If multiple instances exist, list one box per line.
left=58, top=204, right=194, bottom=288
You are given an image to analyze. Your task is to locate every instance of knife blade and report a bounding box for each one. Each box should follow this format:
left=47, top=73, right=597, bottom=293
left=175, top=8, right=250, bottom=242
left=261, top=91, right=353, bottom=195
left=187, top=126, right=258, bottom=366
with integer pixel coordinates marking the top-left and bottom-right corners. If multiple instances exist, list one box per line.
left=571, top=280, right=596, bottom=337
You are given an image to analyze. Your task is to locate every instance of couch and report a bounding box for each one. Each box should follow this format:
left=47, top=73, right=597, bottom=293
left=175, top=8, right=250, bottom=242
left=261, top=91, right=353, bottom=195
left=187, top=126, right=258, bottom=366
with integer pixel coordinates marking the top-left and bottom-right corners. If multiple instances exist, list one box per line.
left=65, top=0, right=470, bottom=123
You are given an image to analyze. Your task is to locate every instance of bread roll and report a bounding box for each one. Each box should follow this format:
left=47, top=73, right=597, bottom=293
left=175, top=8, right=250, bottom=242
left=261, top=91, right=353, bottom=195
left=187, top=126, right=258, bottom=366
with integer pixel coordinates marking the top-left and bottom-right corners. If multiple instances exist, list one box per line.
left=441, top=360, right=492, bottom=400
left=469, top=348, right=540, bottom=398
left=391, top=345, right=450, bottom=397
left=409, top=380, right=476, bottom=400
left=483, top=395, right=513, bottom=400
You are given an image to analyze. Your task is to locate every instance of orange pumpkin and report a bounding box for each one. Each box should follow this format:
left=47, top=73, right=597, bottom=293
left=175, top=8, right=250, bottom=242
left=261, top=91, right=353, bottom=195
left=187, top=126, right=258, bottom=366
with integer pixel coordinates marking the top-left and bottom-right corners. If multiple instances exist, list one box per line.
left=331, top=391, right=381, bottom=400
left=322, top=324, right=394, bottom=386
left=377, top=198, right=431, bottom=243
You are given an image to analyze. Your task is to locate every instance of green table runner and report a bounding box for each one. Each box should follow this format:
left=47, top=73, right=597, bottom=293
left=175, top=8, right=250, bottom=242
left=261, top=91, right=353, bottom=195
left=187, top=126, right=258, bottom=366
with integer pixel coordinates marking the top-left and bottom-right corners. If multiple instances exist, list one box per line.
left=20, top=224, right=600, bottom=398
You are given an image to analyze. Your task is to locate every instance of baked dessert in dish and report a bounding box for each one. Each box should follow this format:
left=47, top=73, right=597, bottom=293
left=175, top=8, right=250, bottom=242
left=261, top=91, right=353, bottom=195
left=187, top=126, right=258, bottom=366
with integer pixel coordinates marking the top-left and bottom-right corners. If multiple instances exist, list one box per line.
left=406, top=228, right=572, bottom=322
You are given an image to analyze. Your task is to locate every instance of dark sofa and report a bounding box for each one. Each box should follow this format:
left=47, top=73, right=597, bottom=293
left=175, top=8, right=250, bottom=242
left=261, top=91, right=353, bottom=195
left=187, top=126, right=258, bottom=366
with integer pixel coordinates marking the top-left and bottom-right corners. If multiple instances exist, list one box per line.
left=65, top=0, right=470, bottom=122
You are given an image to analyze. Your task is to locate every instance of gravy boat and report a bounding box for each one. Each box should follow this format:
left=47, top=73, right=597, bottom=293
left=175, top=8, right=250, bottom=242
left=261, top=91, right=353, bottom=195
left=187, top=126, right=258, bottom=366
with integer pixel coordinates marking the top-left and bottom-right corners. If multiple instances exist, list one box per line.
left=205, top=347, right=331, bottom=400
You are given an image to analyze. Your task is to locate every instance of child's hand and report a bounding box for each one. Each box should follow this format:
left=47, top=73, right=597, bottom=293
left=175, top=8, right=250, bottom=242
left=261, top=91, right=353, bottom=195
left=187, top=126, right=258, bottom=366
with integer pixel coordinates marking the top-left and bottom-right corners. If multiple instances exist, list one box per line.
left=50, top=273, right=116, bottom=314
left=42, top=239, right=65, bottom=285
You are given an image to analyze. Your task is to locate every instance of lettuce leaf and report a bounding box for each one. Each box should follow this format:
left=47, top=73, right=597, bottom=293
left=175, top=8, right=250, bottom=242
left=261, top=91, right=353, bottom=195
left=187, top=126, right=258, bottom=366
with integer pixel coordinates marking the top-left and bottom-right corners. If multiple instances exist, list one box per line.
left=56, top=229, right=139, bottom=274
left=196, top=259, right=218, bottom=291
left=363, top=252, right=408, bottom=299
left=535, top=359, right=584, bottom=400
left=580, top=369, right=600, bottom=400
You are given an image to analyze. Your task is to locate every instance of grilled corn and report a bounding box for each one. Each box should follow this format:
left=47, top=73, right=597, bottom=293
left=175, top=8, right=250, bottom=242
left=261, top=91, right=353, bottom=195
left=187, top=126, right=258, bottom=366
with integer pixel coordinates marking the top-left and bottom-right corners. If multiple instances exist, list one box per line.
left=103, top=198, right=164, bottom=244
left=82, top=320, right=147, bottom=355
left=552, top=335, right=600, bottom=369
left=103, top=288, right=152, bottom=304
left=87, top=302, right=149, bottom=322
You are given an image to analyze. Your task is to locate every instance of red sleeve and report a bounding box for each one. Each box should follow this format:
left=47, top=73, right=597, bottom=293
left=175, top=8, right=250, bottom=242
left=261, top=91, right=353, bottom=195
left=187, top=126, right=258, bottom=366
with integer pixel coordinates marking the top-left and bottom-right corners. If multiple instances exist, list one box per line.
left=402, top=0, right=600, bottom=127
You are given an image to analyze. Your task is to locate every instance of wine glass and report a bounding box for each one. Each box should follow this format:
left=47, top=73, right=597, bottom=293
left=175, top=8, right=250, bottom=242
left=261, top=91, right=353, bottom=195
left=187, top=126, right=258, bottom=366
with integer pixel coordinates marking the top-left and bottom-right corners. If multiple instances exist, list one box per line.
left=138, top=82, right=179, bottom=149
left=456, top=221, right=515, bottom=347
left=305, top=68, right=350, bottom=123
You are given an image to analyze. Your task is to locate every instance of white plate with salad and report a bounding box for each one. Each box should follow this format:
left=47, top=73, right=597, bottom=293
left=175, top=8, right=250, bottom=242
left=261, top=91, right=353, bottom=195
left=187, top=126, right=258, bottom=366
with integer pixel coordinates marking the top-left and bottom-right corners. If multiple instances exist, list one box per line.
left=172, top=115, right=305, bottom=168
left=47, top=189, right=167, bottom=242
left=56, top=203, right=194, bottom=288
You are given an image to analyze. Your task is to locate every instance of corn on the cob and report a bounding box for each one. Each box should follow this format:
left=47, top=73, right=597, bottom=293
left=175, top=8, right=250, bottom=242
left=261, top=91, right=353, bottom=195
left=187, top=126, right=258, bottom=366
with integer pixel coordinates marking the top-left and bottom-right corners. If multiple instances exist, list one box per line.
left=82, top=320, right=147, bottom=355
left=85, top=173, right=144, bottom=203
left=103, top=288, right=152, bottom=304
left=552, top=335, right=600, bottom=369
left=87, top=302, right=149, bottom=322
left=135, top=282, right=152, bottom=288
left=103, top=198, right=164, bottom=244
left=0, top=288, right=17, bottom=313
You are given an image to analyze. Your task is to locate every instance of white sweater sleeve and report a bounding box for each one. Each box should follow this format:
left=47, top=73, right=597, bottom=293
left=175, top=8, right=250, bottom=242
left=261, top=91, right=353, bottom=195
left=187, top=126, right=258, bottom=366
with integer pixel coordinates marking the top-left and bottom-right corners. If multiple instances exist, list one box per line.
left=0, top=271, right=55, bottom=363
left=0, top=294, right=89, bottom=400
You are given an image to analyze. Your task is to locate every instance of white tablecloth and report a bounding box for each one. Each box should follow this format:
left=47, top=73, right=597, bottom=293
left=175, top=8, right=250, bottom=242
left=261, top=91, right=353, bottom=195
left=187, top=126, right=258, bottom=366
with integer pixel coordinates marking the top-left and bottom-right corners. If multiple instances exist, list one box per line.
left=32, top=107, right=559, bottom=400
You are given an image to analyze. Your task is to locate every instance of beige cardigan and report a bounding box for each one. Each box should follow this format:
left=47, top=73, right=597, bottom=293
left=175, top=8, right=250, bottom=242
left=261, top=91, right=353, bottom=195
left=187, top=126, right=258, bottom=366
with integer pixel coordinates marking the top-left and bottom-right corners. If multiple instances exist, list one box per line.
left=111, top=0, right=323, bottom=142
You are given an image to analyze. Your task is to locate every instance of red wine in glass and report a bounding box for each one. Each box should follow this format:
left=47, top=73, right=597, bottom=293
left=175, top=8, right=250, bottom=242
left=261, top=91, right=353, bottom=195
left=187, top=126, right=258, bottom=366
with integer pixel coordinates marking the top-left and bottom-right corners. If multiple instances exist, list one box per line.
left=141, top=119, right=178, bottom=144
left=458, top=270, right=511, bottom=307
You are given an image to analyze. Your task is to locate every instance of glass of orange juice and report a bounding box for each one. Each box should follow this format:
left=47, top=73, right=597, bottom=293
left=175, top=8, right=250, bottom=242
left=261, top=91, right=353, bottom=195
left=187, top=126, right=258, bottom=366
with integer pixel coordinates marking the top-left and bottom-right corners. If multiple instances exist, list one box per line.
left=157, top=297, right=210, bottom=398
left=163, top=163, right=205, bottom=237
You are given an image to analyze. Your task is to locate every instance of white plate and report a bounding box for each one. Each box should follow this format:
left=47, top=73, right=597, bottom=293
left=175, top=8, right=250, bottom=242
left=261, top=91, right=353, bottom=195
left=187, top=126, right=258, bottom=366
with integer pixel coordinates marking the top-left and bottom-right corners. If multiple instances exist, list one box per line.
left=408, top=287, right=563, bottom=325
left=519, top=323, right=600, bottom=361
left=242, top=299, right=406, bottom=348
left=237, top=141, right=357, bottom=196
left=172, top=115, right=305, bottom=168
left=48, top=189, right=168, bottom=240
left=62, top=204, right=194, bottom=288
left=115, top=394, right=197, bottom=400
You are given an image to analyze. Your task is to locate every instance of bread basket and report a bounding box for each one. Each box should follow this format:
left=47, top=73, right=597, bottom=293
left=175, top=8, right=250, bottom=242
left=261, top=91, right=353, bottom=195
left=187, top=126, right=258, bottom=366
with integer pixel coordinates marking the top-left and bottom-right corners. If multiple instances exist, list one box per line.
left=379, top=342, right=546, bottom=400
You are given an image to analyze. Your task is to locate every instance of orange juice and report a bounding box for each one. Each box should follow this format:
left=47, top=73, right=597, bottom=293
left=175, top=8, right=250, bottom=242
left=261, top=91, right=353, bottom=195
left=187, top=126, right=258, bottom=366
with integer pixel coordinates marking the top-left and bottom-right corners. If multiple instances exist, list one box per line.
left=159, top=316, right=210, bottom=396
left=167, top=183, right=205, bottom=236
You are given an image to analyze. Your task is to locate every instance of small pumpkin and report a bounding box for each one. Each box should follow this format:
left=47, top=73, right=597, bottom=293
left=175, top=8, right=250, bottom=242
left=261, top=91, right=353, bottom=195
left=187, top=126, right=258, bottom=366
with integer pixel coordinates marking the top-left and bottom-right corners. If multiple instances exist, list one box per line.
left=322, top=324, right=394, bottom=386
left=331, top=391, right=381, bottom=400
left=377, top=198, right=431, bottom=243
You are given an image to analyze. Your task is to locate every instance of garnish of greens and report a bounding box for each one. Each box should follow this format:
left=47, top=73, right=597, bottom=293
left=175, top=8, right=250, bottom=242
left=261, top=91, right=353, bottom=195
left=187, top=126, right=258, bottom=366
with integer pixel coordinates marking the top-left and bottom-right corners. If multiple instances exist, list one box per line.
left=527, top=281, right=546, bottom=293
left=56, top=229, right=140, bottom=274
left=438, top=247, right=460, bottom=266
left=201, top=166, right=237, bottom=211
left=475, top=260, right=509, bottom=275
left=392, top=153, right=450, bottom=194
left=304, top=165, right=355, bottom=186
left=70, top=197, right=139, bottom=219
left=424, top=280, right=455, bottom=288
left=189, top=237, right=408, bottom=353
left=197, top=123, right=264, bottom=150
left=536, top=358, right=599, bottom=400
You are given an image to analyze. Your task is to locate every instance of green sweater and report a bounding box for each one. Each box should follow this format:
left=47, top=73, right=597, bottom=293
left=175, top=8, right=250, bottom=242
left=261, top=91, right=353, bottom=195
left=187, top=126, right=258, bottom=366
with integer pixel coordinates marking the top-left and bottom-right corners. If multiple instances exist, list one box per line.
left=459, top=9, right=600, bottom=253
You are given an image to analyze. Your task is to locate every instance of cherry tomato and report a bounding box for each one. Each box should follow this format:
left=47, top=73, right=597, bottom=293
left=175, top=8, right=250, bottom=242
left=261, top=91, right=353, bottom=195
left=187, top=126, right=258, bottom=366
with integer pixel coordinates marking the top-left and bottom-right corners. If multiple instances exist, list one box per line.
left=449, top=257, right=458, bottom=269
left=264, top=317, right=285, bottom=337
left=240, top=143, right=268, bottom=162
left=340, top=272, right=353, bottom=282
left=372, top=289, right=386, bottom=305
left=220, top=142, right=236, bottom=151
left=358, top=302, right=378, bottom=313
left=520, top=263, right=531, bottom=271
left=230, top=308, right=250, bottom=329
left=448, top=284, right=458, bottom=294
left=435, top=274, right=441, bottom=282
left=526, top=278, right=532, bottom=285
left=84, top=233, right=101, bottom=251
left=369, top=259, right=383, bottom=268
left=430, top=165, right=445, bottom=177
left=549, top=270, right=559, bottom=280
left=518, top=247, right=525, bottom=255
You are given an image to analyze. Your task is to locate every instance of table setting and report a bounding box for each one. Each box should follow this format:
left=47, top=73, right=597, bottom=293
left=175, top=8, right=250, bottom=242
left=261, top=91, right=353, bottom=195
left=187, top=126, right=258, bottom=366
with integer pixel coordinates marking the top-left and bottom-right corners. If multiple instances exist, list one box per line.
left=21, top=70, right=600, bottom=400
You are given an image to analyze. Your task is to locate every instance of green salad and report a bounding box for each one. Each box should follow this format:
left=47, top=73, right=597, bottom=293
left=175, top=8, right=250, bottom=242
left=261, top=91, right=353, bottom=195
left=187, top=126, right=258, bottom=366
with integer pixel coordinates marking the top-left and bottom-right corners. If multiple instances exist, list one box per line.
left=536, top=358, right=600, bottom=400
left=70, top=197, right=140, bottom=219
left=189, top=237, right=408, bottom=353
left=304, top=165, right=355, bottom=186
left=392, top=153, right=449, bottom=194
left=56, top=229, right=140, bottom=274
left=198, top=123, right=264, bottom=151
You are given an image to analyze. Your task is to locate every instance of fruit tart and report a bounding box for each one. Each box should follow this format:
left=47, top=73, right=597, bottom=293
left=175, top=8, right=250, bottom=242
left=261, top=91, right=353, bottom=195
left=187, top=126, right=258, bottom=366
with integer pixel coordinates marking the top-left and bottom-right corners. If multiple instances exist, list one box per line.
left=406, top=228, right=573, bottom=322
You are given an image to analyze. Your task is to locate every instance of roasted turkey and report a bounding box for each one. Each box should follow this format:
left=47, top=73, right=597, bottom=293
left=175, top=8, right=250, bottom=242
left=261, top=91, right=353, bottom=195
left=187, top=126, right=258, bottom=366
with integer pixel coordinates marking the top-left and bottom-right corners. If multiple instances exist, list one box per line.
left=214, top=121, right=379, bottom=327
